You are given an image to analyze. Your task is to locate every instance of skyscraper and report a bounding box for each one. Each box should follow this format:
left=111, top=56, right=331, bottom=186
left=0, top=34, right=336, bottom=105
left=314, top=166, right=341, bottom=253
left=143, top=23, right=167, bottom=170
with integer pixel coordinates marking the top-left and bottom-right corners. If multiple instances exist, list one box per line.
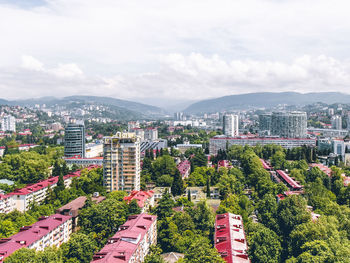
left=271, top=111, right=307, bottom=138
left=103, top=132, right=141, bottom=193
left=259, top=113, right=272, bottom=134
left=223, top=114, right=239, bottom=137
left=64, top=123, right=85, bottom=158
left=331, top=115, right=342, bottom=130
left=1, top=115, right=16, bottom=132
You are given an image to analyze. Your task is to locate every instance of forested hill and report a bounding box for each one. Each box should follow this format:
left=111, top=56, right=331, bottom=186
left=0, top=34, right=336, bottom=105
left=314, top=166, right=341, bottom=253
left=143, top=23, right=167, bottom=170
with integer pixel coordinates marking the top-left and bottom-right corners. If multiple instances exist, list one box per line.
left=185, top=92, right=350, bottom=113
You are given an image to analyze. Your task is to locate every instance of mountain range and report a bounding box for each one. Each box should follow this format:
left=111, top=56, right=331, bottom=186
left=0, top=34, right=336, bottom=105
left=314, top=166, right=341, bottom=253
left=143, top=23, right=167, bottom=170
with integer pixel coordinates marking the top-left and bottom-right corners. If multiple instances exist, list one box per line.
left=184, top=92, right=350, bottom=113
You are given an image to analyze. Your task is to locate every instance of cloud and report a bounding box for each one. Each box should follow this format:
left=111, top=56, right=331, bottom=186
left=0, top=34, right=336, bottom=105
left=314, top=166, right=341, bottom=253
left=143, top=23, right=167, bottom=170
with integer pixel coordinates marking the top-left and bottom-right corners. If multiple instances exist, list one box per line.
left=1, top=0, right=350, bottom=103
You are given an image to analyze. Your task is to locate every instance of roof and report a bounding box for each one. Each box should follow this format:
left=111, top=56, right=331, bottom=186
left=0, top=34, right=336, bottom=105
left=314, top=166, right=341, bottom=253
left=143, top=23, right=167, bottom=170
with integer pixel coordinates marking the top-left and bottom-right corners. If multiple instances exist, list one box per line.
left=56, top=196, right=87, bottom=217
left=0, top=165, right=99, bottom=198
left=161, top=252, right=185, bottom=263
left=123, top=191, right=154, bottom=208
left=260, top=159, right=272, bottom=170
left=309, top=163, right=332, bottom=177
left=214, top=213, right=250, bottom=263
left=177, top=160, right=191, bottom=176
left=0, top=214, right=71, bottom=262
left=92, top=214, right=157, bottom=262
left=276, top=170, right=303, bottom=190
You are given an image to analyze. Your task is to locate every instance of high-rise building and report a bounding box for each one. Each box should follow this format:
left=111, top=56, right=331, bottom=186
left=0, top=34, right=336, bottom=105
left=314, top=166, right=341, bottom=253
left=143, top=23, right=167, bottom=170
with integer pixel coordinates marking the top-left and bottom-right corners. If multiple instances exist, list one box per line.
left=144, top=127, right=158, bottom=140
left=103, top=132, right=141, bottom=193
left=331, top=115, right=342, bottom=130
left=64, top=123, right=85, bottom=158
left=1, top=115, right=16, bottom=132
left=259, top=113, right=272, bottom=133
left=223, top=114, right=239, bottom=137
left=271, top=111, right=307, bottom=138
left=174, top=112, right=185, bottom=121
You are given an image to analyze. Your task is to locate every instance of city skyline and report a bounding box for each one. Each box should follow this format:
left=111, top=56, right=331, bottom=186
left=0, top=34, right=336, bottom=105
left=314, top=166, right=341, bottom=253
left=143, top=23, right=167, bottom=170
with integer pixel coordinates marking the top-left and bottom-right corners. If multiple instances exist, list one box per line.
left=1, top=0, right=350, bottom=105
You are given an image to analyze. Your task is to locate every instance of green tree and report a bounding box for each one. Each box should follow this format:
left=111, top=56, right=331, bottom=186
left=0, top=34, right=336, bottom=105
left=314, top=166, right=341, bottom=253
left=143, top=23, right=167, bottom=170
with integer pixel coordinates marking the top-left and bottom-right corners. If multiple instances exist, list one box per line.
left=61, top=233, right=97, bottom=263
left=171, top=170, right=184, bottom=196
left=155, top=191, right=175, bottom=220
left=128, top=199, right=142, bottom=215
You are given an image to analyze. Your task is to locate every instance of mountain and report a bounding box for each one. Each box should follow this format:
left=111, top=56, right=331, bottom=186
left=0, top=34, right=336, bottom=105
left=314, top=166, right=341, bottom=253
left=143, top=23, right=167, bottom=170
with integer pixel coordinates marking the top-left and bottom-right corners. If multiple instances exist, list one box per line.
left=0, top=95, right=166, bottom=119
left=184, top=92, right=350, bottom=113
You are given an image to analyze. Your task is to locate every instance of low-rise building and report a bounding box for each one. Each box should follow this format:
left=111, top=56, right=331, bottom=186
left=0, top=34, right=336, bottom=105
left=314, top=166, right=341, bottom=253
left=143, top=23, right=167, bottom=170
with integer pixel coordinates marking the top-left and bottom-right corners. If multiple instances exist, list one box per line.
left=177, top=160, right=191, bottom=179
left=92, top=213, right=157, bottom=263
left=0, top=214, right=72, bottom=262
left=124, top=191, right=155, bottom=213
left=64, top=157, right=104, bottom=167
left=215, top=213, right=250, bottom=263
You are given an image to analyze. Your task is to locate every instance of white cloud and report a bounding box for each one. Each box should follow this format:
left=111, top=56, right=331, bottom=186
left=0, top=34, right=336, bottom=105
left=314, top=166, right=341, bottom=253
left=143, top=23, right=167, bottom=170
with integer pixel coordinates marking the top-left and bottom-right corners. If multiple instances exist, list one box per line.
left=1, top=0, right=350, bottom=103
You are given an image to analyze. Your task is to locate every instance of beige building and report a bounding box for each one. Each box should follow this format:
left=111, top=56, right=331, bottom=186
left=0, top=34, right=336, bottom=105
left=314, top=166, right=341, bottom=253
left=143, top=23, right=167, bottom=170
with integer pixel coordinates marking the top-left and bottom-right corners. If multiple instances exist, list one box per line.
left=103, top=132, right=141, bottom=193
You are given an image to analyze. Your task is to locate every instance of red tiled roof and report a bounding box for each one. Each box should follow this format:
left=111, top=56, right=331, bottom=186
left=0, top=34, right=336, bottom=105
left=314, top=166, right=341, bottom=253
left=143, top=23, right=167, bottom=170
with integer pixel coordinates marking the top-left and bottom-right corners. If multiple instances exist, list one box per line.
left=92, top=213, right=157, bottom=262
left=177, top=160, right=191, bottom=176
left=0, top=214, right=71, bottom=262
left=260, top=159, right=272, bottom=170
left=215, top=213, right=250, bottom=263
left=124, top=191, right=154, bottom=208
left=276, top=170, right=303, bottom=190
left=309, top=163, right=332, bottom=177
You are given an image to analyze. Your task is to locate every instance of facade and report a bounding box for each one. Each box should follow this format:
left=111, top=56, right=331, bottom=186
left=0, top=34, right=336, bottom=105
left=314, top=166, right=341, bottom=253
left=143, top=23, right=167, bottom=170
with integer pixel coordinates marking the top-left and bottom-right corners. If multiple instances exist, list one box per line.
left=92, top=213, right=157, bottom=263
left=223, top=114, right=239, bottom=137
left=1, top=115, right=16, bottom=132
left=64, top=123, right=86, bottom=158
left=0, top=166, right=98, bottom=214
left=258, top=113, right=272, bottom=133
left=0, top=214, right=72, bottom=262
left=103, top=132, right=141, bottom=193
left=64, top=156, right=103, bottom=167
left=85, top=142, right=103, bottom=158
left=271, top=111, right=307, bottom=138
left=176, top=142, right=202, bottom=154
left=124, top=190, right=155, bottom=213
left=209, top=136, right=316, bottom=155
left=307, top=128, right=348, bottom=138
left=215, top=213, right=250, bottom=263
left=332, top=139, right=345, bottom=157
left=144, top=128, right=158, bottom=141
left=331, top=115, right=342, bottom=130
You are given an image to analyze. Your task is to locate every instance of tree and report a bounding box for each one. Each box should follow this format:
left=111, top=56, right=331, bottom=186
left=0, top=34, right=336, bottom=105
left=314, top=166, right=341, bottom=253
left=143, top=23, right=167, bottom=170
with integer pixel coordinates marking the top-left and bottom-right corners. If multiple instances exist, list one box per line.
left=171, top=170, right=184, bottom=196
left=128, top=199, right=142, bottom=215
left=61, top=233, right=97, bottom=263
left=4, top=248, right=37, bottom=263
left=155, top=191, right=175, bottom=220
left=181, top=236, right=225, bottom=263
left=216, top=194, right=240, bottom=215
left=144, top=246, right=165, bottom=263
left=187, top=201, right=214, bottom=235
left=248, top=224, right=282, bottom=263
left=206, top=176, right=211, bottom=198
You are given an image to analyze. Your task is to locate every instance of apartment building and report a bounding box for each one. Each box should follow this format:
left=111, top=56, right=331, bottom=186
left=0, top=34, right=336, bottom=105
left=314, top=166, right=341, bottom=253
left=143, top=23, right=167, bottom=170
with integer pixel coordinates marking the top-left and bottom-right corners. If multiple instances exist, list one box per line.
left=1, top=115, right=16, bottom=132
left=124, top=191, right=155, bottom=213
left=144, top=128, right=158, bottom=141
left=64, top=123, right=86, bottom=158
left=209, top=136, right=316, bottom=155
left=103, top=132, right=141, bottom=193
left=0, top=166, right=99, bottom=214
left=223, top=114, right=239, bottom=137
left=0, top=214, right=72, bottom=262
left=92, top=213, right=157, bottom=263
left=215, top=213, right=250, bottom=263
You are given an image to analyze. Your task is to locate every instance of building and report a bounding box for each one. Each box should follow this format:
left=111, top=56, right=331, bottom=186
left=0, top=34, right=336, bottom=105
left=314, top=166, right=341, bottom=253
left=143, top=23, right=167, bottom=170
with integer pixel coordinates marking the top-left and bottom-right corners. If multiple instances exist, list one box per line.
left=92, top=213, right=157, bottom=263
left=144, top=128, right=158, bottom=140
left=177, top=160, right=191, bottom=179
left=332, top=139, right=345, bottom=157
left=276, top=170, right=303, bottom=191
left=176, top=141, right=202, bottom=154
left=271, top=111, right=307, bottom=138
left=140, top=139, right=168, bottom=154
left=103, top=132, right=141, bottom=193
left=123, top=190, right=155, bottom=213
left=64, top=123, right=85, bottom=158
left=174, top=112, right=185, bottom=121
left=64, top=156, right=103, bottom=167
left=258, top=113, right=272, bottom=134
left=215, top=213, right=250, bottom=263
left=209, top=136, right=316, bottom=155
left=56, top=196, right=105, bottom=230
left=0, top=166, right=98, bottom=214
left=331, top=115, right=342, bottom=130
left=1, top=115, right=16, bottom=132
left=0, top=214, right=72, bottom=262
left=223, top=114, right=239, bottom=137
left=130, top=128, right=145, bottom=141
left=307, top=128, right=348, bottom=138
left=85, top=142, right=103, bottom=158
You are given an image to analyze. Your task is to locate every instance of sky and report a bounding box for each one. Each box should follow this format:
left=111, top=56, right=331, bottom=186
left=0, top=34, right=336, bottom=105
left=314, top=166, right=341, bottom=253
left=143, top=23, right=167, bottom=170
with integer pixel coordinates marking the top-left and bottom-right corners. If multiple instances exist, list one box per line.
left=1, top=0, right=350, bottom=107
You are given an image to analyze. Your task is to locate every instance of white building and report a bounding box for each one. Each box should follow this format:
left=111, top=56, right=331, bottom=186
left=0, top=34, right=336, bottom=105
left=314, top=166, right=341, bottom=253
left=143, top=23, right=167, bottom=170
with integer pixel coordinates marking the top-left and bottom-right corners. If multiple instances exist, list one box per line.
left=0, top=214, right=72, bottom=262
left=223, top=114, right=239, bottom=137
left=331, top=115, right=342, bottom=130
left=1, top=115, right=16, bottom=132
left=144, top=128, right=158, bottom=140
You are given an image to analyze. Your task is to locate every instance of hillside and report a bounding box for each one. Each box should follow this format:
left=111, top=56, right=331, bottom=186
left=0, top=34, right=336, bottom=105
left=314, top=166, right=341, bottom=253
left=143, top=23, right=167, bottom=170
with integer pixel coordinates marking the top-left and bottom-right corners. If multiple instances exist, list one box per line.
left=184, top=92, right=350, bottom=113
